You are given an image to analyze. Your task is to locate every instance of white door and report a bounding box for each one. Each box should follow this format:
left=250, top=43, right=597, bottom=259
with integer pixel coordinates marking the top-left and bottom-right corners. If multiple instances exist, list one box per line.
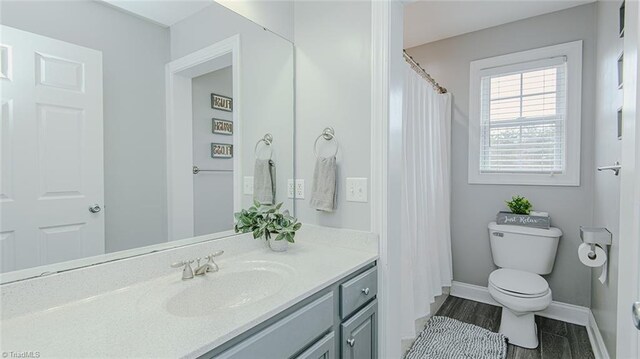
left=0, top=25, right=104, bottom=272
left=618, top=1, right=640, bottom=357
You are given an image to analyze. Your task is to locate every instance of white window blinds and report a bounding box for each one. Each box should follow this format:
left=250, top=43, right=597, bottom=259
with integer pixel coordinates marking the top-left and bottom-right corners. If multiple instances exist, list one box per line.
left=479, top=57, right=567, bottom=174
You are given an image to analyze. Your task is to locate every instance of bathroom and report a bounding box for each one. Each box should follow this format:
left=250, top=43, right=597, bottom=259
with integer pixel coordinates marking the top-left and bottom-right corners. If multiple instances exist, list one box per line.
left=0, top=0, right=638, bottom=358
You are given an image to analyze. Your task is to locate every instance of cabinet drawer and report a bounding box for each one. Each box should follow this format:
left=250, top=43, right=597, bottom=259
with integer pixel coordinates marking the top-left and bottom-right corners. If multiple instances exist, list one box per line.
left=340, top=267, right=377, bottom=319
left=294, top=331, right=335, bottom=359
left=217, top=292, right=334, bottom=359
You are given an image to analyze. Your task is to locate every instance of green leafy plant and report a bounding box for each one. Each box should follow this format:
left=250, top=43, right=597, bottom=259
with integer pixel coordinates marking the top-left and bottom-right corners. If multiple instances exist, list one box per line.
left=234, top=201, right=302, bottom=243
left=505, top=195, right=533, bottom=215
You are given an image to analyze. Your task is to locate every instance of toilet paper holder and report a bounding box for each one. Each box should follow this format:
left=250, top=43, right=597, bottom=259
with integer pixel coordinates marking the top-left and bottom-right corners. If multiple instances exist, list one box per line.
left=580, top=227, right=612, bottom=259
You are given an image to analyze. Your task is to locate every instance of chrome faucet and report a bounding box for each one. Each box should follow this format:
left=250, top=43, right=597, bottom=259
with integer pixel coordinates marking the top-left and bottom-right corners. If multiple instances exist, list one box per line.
left=195, top=250, right=224, bottom=276
left=171, top=251, right=224, bottom=280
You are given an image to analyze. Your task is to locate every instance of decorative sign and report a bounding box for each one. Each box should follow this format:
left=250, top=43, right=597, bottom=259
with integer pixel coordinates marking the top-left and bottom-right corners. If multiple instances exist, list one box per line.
left=211, top=93, right=233, bottom=112
left=212, top=119, right=233, bottom=135
left=211, top=143, right=233, bottom=158
left=496, top=211, right=550, bottom=229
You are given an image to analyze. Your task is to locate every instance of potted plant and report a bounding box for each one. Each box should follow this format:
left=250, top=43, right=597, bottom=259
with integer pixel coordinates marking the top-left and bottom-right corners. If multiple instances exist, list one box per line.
left=496, top=195, right=550, bottom=229
left=505, top=195, right=532, bottom=215
left=234, top=201, right=302, bottom=252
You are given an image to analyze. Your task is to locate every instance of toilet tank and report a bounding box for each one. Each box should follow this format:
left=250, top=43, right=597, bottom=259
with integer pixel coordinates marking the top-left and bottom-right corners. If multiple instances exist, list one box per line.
left=488, top=222, right=562, bottom=275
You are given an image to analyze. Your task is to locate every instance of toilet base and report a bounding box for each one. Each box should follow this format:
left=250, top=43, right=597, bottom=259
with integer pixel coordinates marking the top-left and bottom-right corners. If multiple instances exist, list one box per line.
left=499, top=308, right=538, bottom=349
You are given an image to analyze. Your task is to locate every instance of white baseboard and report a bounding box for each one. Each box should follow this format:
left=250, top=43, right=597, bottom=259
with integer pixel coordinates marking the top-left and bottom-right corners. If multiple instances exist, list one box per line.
left=586, top=311, right=611, bottom=359
left=451, top=280, right=500, bottom=306
left=451, top=281, right=610, bottom=358
left=451, top=281, right=589, bottom=325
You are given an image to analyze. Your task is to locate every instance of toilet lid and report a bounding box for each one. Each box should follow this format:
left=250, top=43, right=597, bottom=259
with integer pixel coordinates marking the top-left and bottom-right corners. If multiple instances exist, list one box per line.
left=489, top=269, right=549, bottom=296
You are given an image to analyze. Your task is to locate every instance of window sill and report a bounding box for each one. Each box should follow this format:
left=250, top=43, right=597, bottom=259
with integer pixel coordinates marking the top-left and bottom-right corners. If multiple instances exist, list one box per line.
left=468, top=172, right=580, bottom=186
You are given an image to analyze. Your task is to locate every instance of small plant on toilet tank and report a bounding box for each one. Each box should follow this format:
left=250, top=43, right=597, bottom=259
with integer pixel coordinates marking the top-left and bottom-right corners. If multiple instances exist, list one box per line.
left=505, top=195, right=532, bottom=215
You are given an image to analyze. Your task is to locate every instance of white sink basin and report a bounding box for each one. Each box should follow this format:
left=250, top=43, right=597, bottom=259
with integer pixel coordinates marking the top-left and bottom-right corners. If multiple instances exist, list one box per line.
left=142, top=260, right=295, bottom=318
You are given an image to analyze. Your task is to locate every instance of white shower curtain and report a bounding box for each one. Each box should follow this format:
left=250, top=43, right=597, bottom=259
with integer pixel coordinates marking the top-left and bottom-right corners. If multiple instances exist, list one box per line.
left=400, top=61, right=453, bottom=340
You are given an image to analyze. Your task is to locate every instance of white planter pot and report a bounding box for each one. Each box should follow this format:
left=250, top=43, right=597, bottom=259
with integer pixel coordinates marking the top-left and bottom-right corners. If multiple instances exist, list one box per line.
left=268, top=237, right=288, bottom=252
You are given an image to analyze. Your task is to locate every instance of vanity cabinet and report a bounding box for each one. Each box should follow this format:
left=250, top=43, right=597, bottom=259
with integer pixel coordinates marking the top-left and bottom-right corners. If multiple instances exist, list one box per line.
left=204, top=263, right=377, bottom=359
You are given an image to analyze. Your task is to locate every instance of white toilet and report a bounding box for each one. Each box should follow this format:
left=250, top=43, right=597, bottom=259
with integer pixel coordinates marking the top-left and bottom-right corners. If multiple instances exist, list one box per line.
left=487, top=221, right=562, bottom=349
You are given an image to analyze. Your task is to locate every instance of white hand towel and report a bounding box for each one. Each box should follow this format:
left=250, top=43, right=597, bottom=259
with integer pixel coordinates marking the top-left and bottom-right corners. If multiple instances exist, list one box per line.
left=310, top=156, right=337, bottom=212
left=253, top=159, right=276, bottom=204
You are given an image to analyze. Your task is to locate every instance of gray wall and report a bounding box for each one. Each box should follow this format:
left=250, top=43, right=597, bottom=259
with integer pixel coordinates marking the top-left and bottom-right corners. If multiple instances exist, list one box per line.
left=406, top=4, right=597, bottom=306
left=171, top=1, right=294, bottom=213
left=0, top=1, right=170, bottom=253
left=293, top=1, right=372, bottom=231
left=591, top=1, right=623, bottom=356
left=192, top=68, right=235, bottom=236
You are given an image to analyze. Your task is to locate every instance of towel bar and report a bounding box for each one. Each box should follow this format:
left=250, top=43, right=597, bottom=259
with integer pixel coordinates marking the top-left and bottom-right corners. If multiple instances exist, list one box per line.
left=314, top=127, right=339, bottom=158
left=192, top=166, right=233, bottom=174
left=255, top=133, right=273, bottom=159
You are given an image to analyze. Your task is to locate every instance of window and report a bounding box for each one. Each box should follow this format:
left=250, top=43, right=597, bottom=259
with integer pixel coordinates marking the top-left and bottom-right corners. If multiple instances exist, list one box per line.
left=468, top=41, right=582, bottom=186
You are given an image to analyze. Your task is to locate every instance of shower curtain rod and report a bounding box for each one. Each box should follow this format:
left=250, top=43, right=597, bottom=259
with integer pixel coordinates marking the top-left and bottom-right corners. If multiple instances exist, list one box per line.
left=403, top=50, right=448, bottom=94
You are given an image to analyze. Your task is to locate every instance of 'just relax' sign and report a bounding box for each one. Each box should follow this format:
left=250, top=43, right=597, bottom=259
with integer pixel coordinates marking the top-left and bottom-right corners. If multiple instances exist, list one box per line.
left=496, top=211, right=550, bottom=229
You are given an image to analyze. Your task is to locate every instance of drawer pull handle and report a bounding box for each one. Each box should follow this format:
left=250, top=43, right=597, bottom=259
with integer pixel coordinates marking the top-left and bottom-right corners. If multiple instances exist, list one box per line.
left=361, top=287, right=370, bottom=295
left=347, top=338, right=355, bottom=347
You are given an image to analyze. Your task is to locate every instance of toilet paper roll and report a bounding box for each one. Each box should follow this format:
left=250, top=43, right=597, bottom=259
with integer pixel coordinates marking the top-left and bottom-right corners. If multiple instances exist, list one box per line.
left=578, top=243, right=609, bottom=284
left=578, top=243, right=607, bottom=267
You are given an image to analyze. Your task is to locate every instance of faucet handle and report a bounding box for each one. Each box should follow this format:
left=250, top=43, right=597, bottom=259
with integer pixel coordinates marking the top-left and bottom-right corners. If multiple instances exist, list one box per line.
left=171, top=260, right=195, bottom=280
left=171, top=260, right=187, bottom=268
left=206, top=250, right=224, bottom=259
left=204, top=251, right=223, bottom=273
left=171, top=259, right=194, bottom=267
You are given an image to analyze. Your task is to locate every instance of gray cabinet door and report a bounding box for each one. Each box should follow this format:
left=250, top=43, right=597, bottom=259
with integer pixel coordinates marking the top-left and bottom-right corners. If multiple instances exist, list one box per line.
left=295, top=332, right=335, bottom=359
left=340, top=300, right=377, bottom=359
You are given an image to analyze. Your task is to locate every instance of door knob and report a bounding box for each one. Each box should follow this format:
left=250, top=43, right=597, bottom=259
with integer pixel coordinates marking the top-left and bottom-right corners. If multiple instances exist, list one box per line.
left=89, top=204, right=101, bottom=213
left=633, top=302, right=640, bottom=330
left=347, top=338, right=355, bottom=347
left=361, top=288, right=370, bottom=295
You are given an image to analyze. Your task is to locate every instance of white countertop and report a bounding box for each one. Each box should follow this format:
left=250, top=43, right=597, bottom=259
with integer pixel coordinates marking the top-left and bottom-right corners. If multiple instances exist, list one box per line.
left=0, top=225, right=378, bottom=358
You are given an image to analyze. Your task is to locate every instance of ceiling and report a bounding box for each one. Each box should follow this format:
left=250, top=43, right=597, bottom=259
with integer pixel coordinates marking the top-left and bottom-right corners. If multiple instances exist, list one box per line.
left=100, top=0, right=213, bottom=27
left=404, top=0, right=596, bottom=49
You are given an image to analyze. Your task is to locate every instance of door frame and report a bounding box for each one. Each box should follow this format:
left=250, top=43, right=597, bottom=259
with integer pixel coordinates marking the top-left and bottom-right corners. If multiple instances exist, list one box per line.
left=616, top=0, right=640, bottom=357
left=165, top=35, right=241, bottom=241
left=371, top=1, right=405, bottom=357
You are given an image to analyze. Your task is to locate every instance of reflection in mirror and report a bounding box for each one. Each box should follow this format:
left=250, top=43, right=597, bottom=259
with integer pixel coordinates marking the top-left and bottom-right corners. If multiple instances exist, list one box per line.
left=0, top=0, right=294, bottom=278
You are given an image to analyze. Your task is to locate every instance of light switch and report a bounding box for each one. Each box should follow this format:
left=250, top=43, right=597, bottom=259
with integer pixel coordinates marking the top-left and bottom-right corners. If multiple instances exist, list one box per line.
left=295, top=179, right=305, bottom=199
left=287, top=179, right=295, bottom=199
left=243, top=176, right=254, bottom=195
left=346, top=178, right=368, bottom=202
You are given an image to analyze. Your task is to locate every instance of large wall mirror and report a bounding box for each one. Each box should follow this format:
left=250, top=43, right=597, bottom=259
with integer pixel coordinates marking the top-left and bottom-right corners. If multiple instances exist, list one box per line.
left=0, top=0, right=295, bottom=281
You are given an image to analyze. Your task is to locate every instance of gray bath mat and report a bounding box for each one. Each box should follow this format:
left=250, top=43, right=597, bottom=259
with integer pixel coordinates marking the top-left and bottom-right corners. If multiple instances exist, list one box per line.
left=405, top=316, right=507, bottom=359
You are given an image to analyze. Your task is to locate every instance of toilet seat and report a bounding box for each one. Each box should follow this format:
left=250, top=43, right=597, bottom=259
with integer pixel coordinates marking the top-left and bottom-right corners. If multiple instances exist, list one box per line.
left=489, top=268, right=549, bottom=298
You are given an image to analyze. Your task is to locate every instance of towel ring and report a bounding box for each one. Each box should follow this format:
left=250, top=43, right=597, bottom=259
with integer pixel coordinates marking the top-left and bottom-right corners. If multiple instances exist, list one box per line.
left=314, top=127, right=339, bottom=158
left=254, top=133, right=273, bottom=159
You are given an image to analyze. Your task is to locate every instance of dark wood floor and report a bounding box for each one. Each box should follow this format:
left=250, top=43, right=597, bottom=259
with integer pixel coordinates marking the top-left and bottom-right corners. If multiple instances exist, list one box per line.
left=434, top=296, right=595, bottom=359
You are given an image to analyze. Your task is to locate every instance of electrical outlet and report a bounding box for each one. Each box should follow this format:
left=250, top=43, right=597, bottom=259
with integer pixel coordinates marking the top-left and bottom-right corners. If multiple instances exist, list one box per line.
left=346, top=177, right=368, bottom=202
left=243, top=176, right=254, bottom=195
left=295, top=179, right=305, bottom=199
left=287, top=179, right=295, bottom=199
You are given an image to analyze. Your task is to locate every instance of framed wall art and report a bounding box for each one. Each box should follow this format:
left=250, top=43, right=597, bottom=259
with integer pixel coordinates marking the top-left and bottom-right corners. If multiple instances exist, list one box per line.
left=211, top=93, right=233, bottom=112
left=211, top=143, right=233, bottom=158
left=212, top=119, right=233, bottom=135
